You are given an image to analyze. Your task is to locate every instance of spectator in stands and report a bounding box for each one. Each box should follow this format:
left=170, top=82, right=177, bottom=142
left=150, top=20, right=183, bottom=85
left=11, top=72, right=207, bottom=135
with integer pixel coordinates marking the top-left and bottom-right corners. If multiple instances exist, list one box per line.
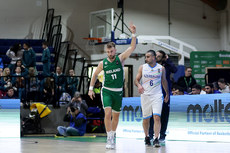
left=213, top=82, right=221, bottom=94
left=218, top=78, right=230, bottom=93
left=42, top=77, right=55, bottom=105
left=1, top=67, right=12, bottom=91
left=41, top=41, right=51, bottom=76
left=22, top=43, right=36, bottom=72
left=191, top=84, right=203, bottom=95
left=57, top=103, right=87, bottom=136
left=10, top=59, right=25, bottom=74
left=54, top=66, right=66, bottom=93
left=12, top=66, right=28, bottom=101
left=66, top=69, right=78, bottom=97
left=6, top=43, right=24, bottom=69
left=93, top=79, right=102, bottom=94
left=177, top=67, right=196, bottom=93
left=3, top=87, right=17, bottom=99
left=204, top=83, right=214, bottom=94
left=172, top=85, right=184, bottom=96
left=26, top=67, right=39, bottom=102
left=53, top=66, right=66, bottom=107
left=204, top=83, right=221, bottom=94
left=70, top=91, right=88, bottom=116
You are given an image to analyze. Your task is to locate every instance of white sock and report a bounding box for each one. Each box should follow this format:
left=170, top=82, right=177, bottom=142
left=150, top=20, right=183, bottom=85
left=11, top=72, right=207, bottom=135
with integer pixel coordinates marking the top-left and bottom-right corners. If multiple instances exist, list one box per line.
left=107, top=131, right=112, bottom=138
left=111, top=131, right=116, bottom=137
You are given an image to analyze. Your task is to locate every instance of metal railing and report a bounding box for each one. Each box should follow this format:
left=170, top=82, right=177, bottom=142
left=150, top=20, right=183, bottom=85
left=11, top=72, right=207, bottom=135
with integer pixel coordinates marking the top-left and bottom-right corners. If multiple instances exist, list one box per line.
left=42, top=9, right=54, bottom=41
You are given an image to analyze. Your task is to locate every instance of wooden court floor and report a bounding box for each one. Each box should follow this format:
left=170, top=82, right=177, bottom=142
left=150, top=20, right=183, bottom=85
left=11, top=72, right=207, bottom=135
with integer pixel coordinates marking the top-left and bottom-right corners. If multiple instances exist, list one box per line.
left=1, top=137, right=230, bottom=153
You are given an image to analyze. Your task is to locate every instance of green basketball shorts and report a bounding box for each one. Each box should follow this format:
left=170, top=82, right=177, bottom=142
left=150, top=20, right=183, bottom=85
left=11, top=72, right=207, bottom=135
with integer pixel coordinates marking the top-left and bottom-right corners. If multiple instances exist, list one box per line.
left=101, top=87, right=123, bottom=112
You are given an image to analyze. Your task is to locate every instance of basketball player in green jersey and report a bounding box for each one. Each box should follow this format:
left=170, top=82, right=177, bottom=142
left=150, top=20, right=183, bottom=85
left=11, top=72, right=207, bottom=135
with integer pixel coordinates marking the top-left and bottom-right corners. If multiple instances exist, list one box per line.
left=88, top=24, right=136, bottom=149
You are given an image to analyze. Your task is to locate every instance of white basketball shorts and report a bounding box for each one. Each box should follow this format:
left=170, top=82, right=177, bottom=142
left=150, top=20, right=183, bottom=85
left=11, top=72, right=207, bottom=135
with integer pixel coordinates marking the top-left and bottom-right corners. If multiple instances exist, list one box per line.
left=141, top=94, right=163, bottom=119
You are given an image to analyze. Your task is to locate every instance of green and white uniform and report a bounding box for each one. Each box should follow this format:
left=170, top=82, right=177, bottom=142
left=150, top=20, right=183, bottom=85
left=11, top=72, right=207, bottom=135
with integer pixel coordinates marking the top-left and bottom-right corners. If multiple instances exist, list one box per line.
left=101, top=55, right=124, bottom=112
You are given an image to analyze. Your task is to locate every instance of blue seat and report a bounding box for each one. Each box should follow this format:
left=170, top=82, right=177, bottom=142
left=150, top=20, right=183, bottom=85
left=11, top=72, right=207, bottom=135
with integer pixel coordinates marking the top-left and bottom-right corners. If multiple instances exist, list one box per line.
left=0, top=39, right=44, bottom=46
left=0, top=46, right=10, bottom=54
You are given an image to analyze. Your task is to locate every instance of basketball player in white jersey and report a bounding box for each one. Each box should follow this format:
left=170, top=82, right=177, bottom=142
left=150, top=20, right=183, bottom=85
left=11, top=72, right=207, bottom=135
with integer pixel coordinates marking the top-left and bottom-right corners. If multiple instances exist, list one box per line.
left=135, top=50, right=169, bottom=147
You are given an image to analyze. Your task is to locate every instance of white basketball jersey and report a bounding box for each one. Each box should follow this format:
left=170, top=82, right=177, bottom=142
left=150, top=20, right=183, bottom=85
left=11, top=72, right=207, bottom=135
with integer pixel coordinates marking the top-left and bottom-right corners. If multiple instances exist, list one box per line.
left=142, top=63, right=163, bottom=95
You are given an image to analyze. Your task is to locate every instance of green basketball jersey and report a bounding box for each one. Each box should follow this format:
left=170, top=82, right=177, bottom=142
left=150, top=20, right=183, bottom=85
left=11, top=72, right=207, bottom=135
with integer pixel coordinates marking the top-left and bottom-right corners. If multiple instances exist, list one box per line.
left=103, top=56, right=124, bottom=89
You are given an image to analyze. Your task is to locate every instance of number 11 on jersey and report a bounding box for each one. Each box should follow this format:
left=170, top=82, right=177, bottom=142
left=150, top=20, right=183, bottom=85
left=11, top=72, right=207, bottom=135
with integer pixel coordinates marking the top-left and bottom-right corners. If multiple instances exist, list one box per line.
left=111, top=74, right=117, bottom=80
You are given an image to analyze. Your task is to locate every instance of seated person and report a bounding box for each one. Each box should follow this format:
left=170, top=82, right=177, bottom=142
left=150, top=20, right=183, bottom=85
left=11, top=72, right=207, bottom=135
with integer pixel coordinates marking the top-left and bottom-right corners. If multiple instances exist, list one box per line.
left=205, top=83, right=221, bottom=94
left=93, top=79, right=102, bottom=94
left=70, top=91, right=88, bottom=116
left=12, top=66, right=28, bottom=101
left=172, top=87, right=184, bottom=95
left=218, top=78, right=230, bottom=93
left=190, top=84, right=205, bottom=95
left=213, top=82, right=221, bottom=94
left=66, top=69, right=78, bottom=97
left=26, top=67, right=39, bottom=102
left=10, top=59, right=25, bottom=74
left=1, top=67, right=12, bottom=91
left=42, top=77, right=55, bottom=105
left=57, top=103, right=87, bottom=136
left=3, top=87, right=17, bottom=99
left=54, top=66, right=66, bottom=94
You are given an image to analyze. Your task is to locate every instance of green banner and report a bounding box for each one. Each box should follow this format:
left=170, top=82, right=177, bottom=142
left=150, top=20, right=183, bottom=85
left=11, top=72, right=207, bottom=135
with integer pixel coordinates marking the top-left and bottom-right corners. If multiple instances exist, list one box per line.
left=190, top=51, right=230, bottom=86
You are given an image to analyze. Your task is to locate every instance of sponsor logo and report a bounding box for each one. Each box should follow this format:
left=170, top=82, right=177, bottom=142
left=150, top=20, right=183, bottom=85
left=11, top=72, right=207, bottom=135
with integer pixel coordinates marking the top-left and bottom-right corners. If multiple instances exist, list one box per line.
left=187, top=99, right=230, bottom=123
left=122, top=105, right=142, bottom=122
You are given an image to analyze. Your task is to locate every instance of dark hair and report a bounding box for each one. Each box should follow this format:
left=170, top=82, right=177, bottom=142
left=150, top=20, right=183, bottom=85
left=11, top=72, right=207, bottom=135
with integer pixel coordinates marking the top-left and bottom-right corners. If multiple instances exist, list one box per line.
left=172, top=83, right=184, bottom=92
left=146, top=50, right=156, bottom=57
left=45, top=77, right=54, bottom=88
left=192, top=84, right=201, bottom=90
left=185, top=67, right=192, bottom=71
left=10, top=43, right=21, bottom=56
left=42, top=41, right=49, bottom=46
left=106, top=42, right=116, bottom=48
left=15, top=66, right=21, bottom=70
left=205, top=83, right=213, bottom=89
left=23, top=43, right=30, bottom=48
left=213, top=82, right=219, bottom=90
left=218, top=78, right=226, bottom=84
left=15, top=59, right=22, bottom=66
left=157, top=50, right=166, bottom=58
left=6, top=87, right=14, bottom=92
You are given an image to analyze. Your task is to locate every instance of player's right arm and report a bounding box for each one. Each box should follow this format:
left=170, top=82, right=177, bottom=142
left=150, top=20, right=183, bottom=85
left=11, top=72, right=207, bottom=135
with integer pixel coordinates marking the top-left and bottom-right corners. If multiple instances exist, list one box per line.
left=135, top=65, right=144, bottom=94
left=88, top=61, right=103, bottom=100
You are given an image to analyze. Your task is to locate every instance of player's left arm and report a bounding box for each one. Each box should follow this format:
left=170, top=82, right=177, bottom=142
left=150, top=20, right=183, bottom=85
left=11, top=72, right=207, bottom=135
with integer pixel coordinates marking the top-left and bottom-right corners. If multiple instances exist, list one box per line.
left=119, top=24, right=136, bottom=63
left=161, top=66, right=169, bottom=103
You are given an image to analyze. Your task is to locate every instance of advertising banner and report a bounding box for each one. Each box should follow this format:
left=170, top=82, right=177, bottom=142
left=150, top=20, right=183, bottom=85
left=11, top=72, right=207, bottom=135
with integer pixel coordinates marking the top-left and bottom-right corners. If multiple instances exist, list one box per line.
left=116, top=94, right=230, bottom=142
left=0, top=99, right=20, bottom=137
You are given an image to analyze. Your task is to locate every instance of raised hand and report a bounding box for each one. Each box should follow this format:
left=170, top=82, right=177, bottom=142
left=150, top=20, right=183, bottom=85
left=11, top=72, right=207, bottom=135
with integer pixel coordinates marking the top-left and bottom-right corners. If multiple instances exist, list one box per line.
left=130, top=23, right=136, bottom=34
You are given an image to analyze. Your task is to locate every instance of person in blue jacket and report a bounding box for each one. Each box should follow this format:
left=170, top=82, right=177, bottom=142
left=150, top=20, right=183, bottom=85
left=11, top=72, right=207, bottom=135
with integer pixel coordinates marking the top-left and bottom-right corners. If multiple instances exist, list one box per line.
left=22, top=43, right=36, bottom=70
left=57, top=103, right=87, bottom=136
left=41, top=41, right=51, bottom=76
left=149, top=50, right=178, bottom=142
